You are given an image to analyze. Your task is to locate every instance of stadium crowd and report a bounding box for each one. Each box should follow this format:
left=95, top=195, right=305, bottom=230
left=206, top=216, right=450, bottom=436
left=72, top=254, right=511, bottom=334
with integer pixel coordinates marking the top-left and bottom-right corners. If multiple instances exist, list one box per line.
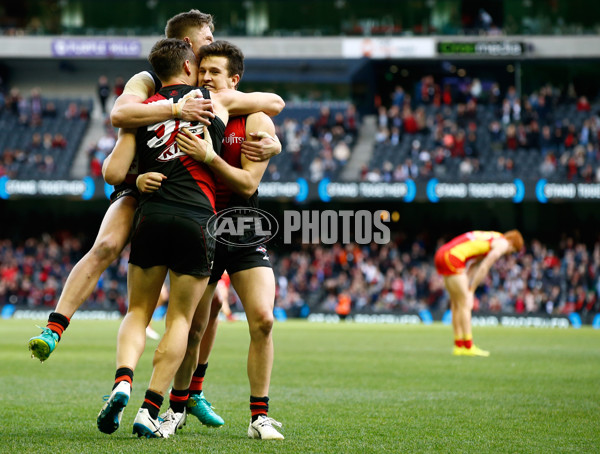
left=4, top=72, right=600, bottom=187
left=364, top=78, right=600, bottom=183
left=2, top=231, right=599, bottom=319
left=0, top=84, right=92, bottom=179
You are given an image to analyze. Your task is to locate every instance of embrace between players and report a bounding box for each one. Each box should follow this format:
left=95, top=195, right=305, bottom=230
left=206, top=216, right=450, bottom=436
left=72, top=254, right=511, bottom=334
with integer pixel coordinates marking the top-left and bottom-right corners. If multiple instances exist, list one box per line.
left=29, top=10, right=286, bottom=440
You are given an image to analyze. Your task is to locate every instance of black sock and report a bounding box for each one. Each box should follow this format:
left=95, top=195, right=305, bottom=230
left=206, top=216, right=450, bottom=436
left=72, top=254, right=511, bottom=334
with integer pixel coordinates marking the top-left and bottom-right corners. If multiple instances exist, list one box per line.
left=47, top=312, right=70, bottom=340
left=190, top=362, right=208, bottom=394
left=169, top=388, right=189, bottom=414
left=195, top=362, right=208, bottom=377
left=250, top=395, right=269, bottom=422
left=142, top=390, right=163, bottom=420
left=113, top=367, right=133, bottom=390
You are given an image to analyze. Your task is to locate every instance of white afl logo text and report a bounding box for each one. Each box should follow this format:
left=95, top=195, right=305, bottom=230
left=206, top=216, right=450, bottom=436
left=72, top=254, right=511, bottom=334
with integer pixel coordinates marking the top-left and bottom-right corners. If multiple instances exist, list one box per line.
left=206, top=207, right=278, bottom=246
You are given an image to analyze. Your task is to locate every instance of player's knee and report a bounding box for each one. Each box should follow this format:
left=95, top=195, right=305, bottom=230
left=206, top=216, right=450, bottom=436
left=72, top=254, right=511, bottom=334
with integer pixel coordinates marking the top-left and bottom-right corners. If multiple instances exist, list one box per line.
left=91, top=237, right=121, bottom=265
left=186, top=325, right=204, bottom=349
left=210, top=299, right=223, bottom=317
left=250, top=311, right=274, bottom=337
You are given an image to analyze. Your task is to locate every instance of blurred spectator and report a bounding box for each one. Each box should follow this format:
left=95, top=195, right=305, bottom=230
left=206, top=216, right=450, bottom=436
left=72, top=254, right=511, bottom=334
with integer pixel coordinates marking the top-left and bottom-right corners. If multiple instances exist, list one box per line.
left=114, top=76, right=125, bottom=99
left=391, top=85, right=405, bottom=108
left=64, top=102, right=79, bottom=120
left=577, top=96, right=591, bottom=112
left=43, top=101, right=57, bottom=118
left=266, top=163, right=280, bottom=181
left=52, top=133, right=67, bottom=149
left=309, top=157, right=324, bottom=182
left=97, top=75, right=110, bottom=115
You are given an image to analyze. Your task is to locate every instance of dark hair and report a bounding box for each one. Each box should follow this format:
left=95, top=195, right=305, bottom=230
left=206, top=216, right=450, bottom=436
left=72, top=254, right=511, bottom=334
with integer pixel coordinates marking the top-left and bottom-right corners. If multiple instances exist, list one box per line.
left=165, top=9, right=214, bottom=39
left=148, top=38, right=196, bottom=81
left=198, top=40, right=245, bottom=83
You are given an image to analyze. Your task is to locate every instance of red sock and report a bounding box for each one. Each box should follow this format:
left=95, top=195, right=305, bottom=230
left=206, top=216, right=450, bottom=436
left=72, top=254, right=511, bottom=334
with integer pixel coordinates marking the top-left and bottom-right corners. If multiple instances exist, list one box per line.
left=454, top=338, right=464, bottom=348
left=189, top=376, right=204, bottom=394
left=189, top=363, right=208, bottom=394
left=463, top=337, right=473, bottom=349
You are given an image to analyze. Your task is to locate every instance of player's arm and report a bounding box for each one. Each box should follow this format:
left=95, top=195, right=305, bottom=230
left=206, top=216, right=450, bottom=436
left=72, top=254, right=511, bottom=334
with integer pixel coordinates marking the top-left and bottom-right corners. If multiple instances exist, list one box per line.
left=467, top=239, right=509, bottom=291
left=110, top=71, right=214, bottom=128
left=102, top=128, right=137, bottom=185
left=136, top=172, right=167, bottom=193
left=212, top=89, right=285, bottom=118
left=175, top=113, right=272, bottom=198
left=241, top=127, right=282, bottom=162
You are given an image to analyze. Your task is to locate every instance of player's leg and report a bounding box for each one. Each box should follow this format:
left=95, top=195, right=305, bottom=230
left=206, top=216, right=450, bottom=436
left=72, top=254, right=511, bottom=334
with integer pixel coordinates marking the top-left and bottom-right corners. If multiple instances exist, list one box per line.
left=170, top=282, right=225, bottom=429
left=28, top=195, right=137, bottom=361
left=444, top=273, right=488, bottom=357
left=231, top=267, right=283, bottom=440
left=134, top=270, right=208, bottom=438
left=147, top=283, right=169, bottom=340
left=97, top=263, right=166, bottom=434
left=444, top=274, right=470, bottom=355
left=117, top=265, right=167, bottom=372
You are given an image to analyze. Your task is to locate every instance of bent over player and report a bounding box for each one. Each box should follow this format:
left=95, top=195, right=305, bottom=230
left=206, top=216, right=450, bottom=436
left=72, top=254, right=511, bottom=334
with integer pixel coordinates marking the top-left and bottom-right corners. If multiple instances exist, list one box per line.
left=434, top=230, right=524, bottom=357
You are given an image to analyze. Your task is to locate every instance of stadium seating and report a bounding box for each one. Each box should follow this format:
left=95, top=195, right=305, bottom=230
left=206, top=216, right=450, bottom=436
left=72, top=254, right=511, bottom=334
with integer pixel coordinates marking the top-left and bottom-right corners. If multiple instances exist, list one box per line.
left=365, top=87, right=600, bottom=183
left=0, top=97, right=93, bottom=179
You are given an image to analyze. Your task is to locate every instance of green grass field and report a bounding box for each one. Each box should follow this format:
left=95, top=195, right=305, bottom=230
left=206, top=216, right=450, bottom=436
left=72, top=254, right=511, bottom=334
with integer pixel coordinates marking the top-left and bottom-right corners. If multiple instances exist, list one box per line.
left=2, top=318, right=599, bottom=453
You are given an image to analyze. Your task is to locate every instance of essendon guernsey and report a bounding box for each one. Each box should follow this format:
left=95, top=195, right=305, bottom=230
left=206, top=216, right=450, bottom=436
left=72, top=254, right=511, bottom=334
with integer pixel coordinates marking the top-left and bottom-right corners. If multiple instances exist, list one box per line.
left=214, top=115, right=268, bottom=247
left=215, top=115, right=259, bottom=212
left=136, top=84, right=226, bottom=213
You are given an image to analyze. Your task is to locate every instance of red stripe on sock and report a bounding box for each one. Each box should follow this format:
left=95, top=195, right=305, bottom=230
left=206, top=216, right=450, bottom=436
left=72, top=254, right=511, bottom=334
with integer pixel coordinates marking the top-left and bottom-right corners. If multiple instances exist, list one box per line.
left=189, top=376, right=204, bottom=393
left=170, top=393, right=189, bottom=402
left=144, top=398, right=161, bottom=410
left=250, top=401, right=268, bottom=417
left=115, top=375, right=132, bottom=386
left=47, top=322, right=65, bottom=337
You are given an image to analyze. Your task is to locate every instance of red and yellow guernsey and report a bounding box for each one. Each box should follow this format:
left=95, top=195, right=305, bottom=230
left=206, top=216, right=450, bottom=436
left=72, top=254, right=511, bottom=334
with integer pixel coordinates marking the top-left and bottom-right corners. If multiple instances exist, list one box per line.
left=434, top=231, right=504, bottom=275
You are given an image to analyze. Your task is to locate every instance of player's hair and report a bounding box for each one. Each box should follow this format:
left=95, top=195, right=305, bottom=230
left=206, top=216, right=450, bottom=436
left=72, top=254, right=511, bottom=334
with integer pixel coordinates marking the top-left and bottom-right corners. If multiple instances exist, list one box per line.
left=148, top=38, right=196, bottom=81
left=503, top=229, right=524, bottom=252
left=197, top=40, right=245, bottom=87
left=165, top=9, right=214, bottom=39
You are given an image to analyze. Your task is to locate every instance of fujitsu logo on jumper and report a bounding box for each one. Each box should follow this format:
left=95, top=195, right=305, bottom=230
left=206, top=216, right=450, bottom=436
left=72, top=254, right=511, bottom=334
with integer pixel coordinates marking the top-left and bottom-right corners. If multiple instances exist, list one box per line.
left=223, top=132, right=244, bottom=145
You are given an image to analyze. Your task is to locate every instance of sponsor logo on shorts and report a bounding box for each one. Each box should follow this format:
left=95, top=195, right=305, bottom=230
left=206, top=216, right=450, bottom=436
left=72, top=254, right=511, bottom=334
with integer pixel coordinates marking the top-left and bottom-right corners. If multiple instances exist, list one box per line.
left=256, top=245, right=270, bottom=260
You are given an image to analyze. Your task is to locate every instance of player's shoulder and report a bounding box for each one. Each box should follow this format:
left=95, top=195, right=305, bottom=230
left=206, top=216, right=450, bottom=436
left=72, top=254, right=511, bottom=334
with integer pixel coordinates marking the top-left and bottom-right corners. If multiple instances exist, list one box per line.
left=246, top=111, right=274, bottom=130
left=128, top=70, right=156, bottom=85
left=247, top=111, right=271, bottom=121
left=123, top=71, right=159, bottom=99
left=490, top=235, right=510, bottom=252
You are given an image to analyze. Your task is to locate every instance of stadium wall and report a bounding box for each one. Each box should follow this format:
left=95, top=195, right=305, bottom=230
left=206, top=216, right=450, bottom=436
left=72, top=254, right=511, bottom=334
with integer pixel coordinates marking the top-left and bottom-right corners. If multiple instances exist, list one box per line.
left=3, top=35, right=600, bottom=60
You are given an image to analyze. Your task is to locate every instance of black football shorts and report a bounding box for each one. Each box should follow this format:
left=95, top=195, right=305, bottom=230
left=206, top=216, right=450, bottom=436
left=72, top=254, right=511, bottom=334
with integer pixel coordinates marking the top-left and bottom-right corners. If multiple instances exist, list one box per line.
left=129, top=211, right=214, bottom=277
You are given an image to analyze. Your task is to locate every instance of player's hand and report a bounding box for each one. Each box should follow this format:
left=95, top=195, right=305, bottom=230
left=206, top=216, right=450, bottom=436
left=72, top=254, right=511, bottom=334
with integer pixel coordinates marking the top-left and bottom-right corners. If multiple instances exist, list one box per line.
left=179, top=97, right=215, bottom=126
left=241, top=131, right=281, bottom=162
left=136, top=172, right=166, bottom=193
left=176, top=127, right=216, bottom=163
